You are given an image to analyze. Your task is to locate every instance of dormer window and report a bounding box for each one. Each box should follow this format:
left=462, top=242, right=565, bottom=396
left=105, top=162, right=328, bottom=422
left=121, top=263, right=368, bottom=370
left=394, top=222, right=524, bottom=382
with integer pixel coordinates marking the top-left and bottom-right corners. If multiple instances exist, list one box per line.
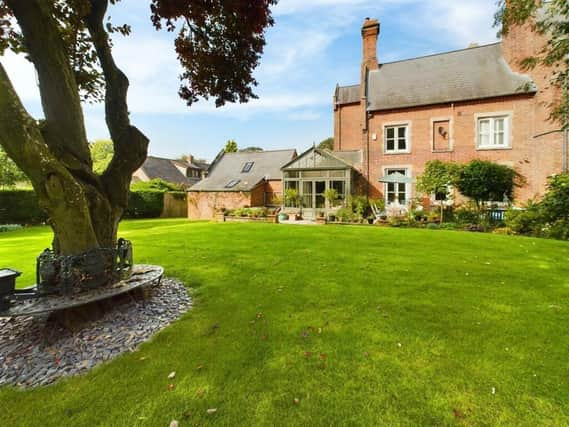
left=242, top=162, right=254, bottom=173
left=225, top=179, right=240, bottom=188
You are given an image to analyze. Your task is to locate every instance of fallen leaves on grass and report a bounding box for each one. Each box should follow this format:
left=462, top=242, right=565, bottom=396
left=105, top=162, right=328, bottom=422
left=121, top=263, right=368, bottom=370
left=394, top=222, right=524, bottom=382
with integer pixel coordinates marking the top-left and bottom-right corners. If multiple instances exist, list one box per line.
left=168, top=371, right=176, bottom=379
left=207, top=408, right=218, bottom=415
left=170, top=420, right=179, bottom=427
left=168, top=383, right=175, bottom=391
left=293, top=398, right=300, bottom=405
left=453, top=408, right=464, bottom=419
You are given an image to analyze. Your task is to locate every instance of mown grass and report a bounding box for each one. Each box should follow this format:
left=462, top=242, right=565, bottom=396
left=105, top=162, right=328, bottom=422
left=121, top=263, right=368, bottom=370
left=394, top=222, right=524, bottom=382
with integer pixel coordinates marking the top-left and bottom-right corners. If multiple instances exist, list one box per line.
left=1, top=219, right=569, bottom=426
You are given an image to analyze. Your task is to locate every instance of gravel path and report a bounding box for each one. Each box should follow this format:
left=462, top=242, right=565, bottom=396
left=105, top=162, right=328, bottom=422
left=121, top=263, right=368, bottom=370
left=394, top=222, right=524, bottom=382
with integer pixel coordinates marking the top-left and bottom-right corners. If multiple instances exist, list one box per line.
left=0, top=278, right=191, bottom=388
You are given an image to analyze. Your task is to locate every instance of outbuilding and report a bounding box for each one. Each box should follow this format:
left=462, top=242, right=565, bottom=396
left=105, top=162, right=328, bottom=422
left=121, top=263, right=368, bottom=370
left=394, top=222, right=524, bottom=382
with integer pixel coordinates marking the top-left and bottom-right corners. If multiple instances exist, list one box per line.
left=187, top=149, right=297, bottom=220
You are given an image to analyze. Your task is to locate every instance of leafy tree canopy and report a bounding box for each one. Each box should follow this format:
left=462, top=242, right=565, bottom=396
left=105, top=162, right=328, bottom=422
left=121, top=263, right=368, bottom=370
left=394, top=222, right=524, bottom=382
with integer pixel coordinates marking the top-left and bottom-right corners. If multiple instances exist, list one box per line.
left=317, top=137, right=334, bottom=151
left=224, top=139, right=238, bottom=153
left=495, top=0, right=569, bottom=127
left=89, top=139, right=114, bottom=174
left=0, top=0, right=277, bottom=106
left=0, top=146, right=28, bottom=188
left=416, top=160, right=461, bottom=201
left=456, top=160, right=522, bottom=208
left=239, top=146, right=263, bottom=152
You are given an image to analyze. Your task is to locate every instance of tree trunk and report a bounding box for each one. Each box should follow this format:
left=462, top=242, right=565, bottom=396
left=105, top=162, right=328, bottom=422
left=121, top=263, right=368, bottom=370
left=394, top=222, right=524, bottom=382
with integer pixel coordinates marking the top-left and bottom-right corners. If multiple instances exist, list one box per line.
left=0, top=0, right=148, bottom=265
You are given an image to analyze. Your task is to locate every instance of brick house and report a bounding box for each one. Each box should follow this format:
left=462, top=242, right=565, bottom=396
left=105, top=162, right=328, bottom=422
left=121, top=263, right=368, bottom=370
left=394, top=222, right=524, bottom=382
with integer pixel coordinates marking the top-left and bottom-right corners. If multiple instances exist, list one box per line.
left=188, top=149, right=296, bottom=219
left=331, top=16, right=564, bottom=207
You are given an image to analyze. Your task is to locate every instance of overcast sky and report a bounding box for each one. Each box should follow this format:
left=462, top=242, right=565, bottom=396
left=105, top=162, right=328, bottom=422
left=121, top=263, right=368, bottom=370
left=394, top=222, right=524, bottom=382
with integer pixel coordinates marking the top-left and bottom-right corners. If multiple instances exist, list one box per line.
left=2, top=0, right=499, bottom=161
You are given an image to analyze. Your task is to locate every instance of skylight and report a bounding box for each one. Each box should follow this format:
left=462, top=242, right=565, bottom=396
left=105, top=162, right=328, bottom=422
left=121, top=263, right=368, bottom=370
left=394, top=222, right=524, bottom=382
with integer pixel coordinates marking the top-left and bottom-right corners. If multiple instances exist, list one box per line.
left=242, top=162, right=254, bottom=173
left=225, top=179, right=240, bottom=188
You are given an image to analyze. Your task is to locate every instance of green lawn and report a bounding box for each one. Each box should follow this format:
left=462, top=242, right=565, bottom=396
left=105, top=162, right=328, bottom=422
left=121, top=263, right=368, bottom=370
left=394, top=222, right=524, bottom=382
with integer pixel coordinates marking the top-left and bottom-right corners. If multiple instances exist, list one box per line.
left=1, top=220, right=569, bottom=426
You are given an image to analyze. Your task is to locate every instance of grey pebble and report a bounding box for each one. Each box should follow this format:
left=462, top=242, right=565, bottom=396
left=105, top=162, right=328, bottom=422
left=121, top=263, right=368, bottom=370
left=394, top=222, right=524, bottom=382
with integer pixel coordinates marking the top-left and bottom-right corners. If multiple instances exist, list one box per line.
left=0, top=278, right=191, bottom=389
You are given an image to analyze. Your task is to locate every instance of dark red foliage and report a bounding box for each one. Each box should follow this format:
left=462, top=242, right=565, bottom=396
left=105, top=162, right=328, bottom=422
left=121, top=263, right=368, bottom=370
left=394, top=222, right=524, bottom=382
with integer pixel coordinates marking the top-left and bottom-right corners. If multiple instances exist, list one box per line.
left=0, top=0, right=276, bottom=107
left=150, top=0, right=277, bottom=106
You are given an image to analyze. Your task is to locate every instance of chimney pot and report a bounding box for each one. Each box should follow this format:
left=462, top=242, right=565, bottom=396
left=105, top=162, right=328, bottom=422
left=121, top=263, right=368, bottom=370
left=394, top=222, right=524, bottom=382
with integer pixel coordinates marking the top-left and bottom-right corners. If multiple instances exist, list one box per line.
left=361, top=18, right=380, bottom=71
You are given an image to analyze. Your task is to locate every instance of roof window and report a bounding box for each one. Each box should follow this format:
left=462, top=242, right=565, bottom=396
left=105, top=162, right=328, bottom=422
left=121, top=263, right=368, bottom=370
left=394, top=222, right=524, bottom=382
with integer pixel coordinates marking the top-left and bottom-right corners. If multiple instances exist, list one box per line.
left=225, top=179, right=240, bottom=188
left=242, top=162, right=254, bottom=173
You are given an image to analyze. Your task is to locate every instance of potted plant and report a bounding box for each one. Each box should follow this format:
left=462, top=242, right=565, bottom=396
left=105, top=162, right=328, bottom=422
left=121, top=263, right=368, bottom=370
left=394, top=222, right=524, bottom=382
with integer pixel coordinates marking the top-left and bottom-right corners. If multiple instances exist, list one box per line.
left=324, top=188, right=339, bottom=208
left=284, top=188, right=300, bottom=220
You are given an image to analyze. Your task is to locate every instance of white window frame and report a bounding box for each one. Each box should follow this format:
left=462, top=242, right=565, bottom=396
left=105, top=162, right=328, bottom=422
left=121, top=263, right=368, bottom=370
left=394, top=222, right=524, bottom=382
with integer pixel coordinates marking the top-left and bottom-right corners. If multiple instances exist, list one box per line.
left=383, top=122, right=411, bottom=154
left=382, top=166, right=412, bottom=206
left=475, top=113, right=512, bottom=150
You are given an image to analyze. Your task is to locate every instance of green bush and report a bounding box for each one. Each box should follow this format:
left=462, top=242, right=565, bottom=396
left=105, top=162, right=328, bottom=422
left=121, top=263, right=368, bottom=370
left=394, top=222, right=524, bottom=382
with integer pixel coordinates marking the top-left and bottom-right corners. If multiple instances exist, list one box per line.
left=0, top=190, right=47, bottom=224
left=505, top=175, right=569, bottom=240
left=456, top=160, right=521, bottom=208
left=130, top=178, right=183, bottom=192
left=0, top=224, right=23, bottom=232
left=539, top=174, right=569, bottom=223
left=505, top=204, right=542, bottom=236
left=348, top=195, right=369, bottom=218
left=123, top=191, right=164, bottom=219
left=0, top=189, right=166, bottom=223
left=226, top=207, right=268, bottom=218
left=453, top=205, right=480, bottom=225
left=336, top=207, right=355, bottom=222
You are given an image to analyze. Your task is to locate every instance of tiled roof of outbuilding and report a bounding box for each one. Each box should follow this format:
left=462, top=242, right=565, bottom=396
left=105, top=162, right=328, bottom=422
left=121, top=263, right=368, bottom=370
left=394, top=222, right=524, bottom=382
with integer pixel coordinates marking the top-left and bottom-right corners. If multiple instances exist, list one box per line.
left=189, top=149, right=297, bottom=192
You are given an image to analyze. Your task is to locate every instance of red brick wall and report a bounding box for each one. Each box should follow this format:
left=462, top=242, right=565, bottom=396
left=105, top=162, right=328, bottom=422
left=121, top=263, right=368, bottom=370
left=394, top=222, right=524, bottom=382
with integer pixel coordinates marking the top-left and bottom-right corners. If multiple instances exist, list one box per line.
left=334, top=103, right=363, bottom=151
left=187, top=191, right=252, bottom=220
left=187, top=180, right=284, bottom=219
left=364, top=95, right=562, bottom=201
left=333, top=19, right=564, bottom=204
left=264, top=180, right=283, bottom=205
left=251, top=185, right=265, bottom=207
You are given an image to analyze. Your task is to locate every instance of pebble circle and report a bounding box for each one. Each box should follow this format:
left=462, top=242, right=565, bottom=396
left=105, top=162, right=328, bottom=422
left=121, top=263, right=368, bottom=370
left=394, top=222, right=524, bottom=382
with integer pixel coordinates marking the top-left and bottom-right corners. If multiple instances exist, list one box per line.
left=0, top=278, right=191, bottom=388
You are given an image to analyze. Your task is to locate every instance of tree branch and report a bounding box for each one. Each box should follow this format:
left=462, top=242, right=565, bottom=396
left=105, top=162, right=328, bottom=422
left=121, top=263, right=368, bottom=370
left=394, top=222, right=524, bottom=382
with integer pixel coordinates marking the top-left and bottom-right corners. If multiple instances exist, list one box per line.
left=85, top=0, right=149, bottom=211
left=0, top=62, right=100, bottom=254
left=6, top=0, right=92, bottom=171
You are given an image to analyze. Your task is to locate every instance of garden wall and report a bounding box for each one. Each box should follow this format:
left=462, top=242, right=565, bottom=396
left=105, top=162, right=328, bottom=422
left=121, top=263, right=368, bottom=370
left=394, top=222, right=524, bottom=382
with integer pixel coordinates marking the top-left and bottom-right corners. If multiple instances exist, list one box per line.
left=187, top=191, right=252, bottom=220
left=161, top=192, right=187, bottom=218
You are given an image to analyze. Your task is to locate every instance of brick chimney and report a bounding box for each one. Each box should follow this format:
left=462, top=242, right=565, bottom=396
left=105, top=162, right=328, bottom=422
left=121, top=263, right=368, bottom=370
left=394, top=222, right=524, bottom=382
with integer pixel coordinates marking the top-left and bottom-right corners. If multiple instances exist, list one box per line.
left=501, top=1, right=543, bottom=73
left=362, top=17, right=380, bottom=72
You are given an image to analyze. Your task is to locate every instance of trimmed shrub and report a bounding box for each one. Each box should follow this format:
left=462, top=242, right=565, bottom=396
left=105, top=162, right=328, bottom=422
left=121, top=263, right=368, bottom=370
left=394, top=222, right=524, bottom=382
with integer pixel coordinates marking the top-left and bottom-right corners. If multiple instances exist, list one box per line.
left=0, top=189, right=168, bottom=223
left=456, top=160, right=521, bottom=208
left=130, top=178, right=183, bottom=192
left=0, top=190, right=47, bottom=224
left=124, top=191, right=164, bottom=219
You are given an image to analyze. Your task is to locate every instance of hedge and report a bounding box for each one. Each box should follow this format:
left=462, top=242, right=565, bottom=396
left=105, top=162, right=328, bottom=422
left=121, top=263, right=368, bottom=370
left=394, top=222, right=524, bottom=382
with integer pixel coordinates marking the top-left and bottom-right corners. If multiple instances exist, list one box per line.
left=124, top=191, right=165, bottom=219
left=0, top=190, right=47, bottom=224
left=0, top=190, right=171, bottom=224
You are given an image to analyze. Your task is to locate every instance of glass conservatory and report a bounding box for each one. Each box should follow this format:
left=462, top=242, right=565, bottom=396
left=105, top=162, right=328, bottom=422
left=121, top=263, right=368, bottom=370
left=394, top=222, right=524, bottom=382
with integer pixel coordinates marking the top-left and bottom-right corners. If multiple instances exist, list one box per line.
left=281, top=147, right=359, bottom=219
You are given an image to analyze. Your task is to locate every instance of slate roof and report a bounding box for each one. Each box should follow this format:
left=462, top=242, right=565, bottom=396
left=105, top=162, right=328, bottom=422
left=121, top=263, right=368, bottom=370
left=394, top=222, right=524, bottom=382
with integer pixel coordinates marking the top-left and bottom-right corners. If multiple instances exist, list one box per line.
left=189, top=149, right=297, bottom=192
left=139, top=156, right=192, bottom=186
left=336, top=42, right=537, bottom=111
left=335, top=84, right=360, bottom=105
left=281, top=147, right=361, bottom=171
